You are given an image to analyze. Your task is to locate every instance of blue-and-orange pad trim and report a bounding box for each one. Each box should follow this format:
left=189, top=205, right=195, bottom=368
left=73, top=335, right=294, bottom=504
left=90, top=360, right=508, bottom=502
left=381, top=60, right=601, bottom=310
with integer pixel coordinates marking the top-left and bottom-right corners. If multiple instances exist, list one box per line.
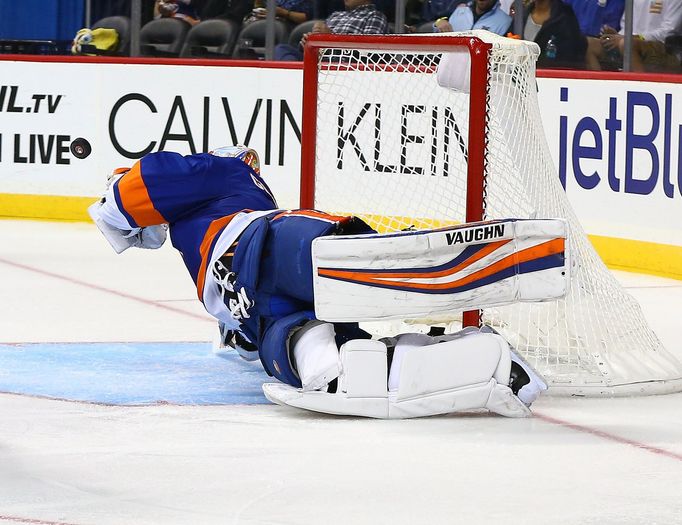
left=317, top=223, right=565, bottom=295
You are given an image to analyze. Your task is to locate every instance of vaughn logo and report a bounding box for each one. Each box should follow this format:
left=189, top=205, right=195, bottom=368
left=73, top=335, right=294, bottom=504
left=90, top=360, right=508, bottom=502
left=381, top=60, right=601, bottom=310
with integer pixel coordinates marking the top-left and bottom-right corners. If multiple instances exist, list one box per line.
left=446, top=224, right=506, bottom=245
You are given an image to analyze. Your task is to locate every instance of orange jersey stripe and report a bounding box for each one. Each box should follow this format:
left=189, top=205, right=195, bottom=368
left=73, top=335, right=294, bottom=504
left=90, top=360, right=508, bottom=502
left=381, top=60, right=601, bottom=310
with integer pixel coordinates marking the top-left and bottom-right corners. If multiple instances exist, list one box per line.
left=319, top=238, right=565, bottom=291
left=116, top=163, right=166, bottom=226
left=271, top=209, right=350, bottom=222
left=196, top=213, right=241, bottom=301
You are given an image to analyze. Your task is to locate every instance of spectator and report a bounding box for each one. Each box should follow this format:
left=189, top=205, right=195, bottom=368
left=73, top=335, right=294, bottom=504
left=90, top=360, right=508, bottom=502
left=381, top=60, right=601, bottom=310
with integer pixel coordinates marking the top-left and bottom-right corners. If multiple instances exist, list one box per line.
left=520, top=0, right=586, bottom=68
left=584, top=0, right=682, bottom=72
left=314, top=0, right=395, bottom=19
left=274, top=0, right=389, bottom=60
left=315, top=0, right=346, bottom=18
left=245, top=0, right=314, bottom=26
left=433, top=0, right=512, bottom=35
left=200, top=0, right=253, bottom=24
left=155, top=0, right=201, bottom=25
left=562, top=0, right=624, bottom=37
left=420, top=0, right=466, bottom=22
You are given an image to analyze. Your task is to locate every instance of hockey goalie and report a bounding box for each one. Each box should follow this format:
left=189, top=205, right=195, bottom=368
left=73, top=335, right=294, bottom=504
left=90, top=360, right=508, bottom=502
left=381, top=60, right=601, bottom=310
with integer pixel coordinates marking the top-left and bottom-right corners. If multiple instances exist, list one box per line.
left=89, top=144, right=566, bottom=419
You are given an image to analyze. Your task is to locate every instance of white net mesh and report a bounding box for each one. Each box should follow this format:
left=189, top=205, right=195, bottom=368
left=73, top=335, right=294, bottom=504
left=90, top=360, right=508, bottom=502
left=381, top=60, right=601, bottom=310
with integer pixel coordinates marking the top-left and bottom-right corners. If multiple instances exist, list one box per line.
left=306, top=31, right=682, bottom=395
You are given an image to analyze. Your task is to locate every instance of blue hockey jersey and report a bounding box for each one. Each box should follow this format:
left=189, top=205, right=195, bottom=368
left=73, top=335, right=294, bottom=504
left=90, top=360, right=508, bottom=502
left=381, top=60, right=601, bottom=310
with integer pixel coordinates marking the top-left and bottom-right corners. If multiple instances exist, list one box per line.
left=100, top=150, right=279, bottom=326
left=99, top=150, right=373, bottom=387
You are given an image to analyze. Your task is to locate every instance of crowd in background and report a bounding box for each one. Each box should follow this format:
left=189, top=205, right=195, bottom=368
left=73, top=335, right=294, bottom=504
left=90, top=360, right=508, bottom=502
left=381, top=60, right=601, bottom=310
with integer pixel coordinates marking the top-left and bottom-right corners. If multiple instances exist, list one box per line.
left=10, top=0, right=682, bottom=72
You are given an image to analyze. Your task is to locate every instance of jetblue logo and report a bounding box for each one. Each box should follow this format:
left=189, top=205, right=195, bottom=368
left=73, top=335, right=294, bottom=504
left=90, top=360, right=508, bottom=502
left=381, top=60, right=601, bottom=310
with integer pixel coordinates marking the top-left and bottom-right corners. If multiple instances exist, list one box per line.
left=558, top=87, right=681, bottom=199
left=446, top=224, right=505, bottom=245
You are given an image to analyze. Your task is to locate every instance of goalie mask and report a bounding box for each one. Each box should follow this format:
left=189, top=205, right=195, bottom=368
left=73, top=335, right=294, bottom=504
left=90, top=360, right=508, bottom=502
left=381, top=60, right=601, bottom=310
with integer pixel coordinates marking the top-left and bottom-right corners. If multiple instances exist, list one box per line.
left=210, top=145, right=261, bottom=174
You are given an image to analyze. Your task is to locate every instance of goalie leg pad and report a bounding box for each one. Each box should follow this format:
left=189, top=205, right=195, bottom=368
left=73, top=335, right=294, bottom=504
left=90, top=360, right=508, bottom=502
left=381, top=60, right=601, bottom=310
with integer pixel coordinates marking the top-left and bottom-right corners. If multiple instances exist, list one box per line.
left=263, top=330, right=531, bottom=419
left=388, top=331, right=528, bottom=418
left=259, top=311, right=315, bottom=387
left=264, top=338, right=390, bottom=418
left=312, top=218, right=568, bottom=322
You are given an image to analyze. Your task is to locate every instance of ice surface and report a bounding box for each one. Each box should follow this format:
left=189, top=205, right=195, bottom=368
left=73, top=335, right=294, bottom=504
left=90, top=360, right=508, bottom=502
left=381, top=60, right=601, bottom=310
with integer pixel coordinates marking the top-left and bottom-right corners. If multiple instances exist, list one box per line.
left=0, top=220, right=681, bottom=525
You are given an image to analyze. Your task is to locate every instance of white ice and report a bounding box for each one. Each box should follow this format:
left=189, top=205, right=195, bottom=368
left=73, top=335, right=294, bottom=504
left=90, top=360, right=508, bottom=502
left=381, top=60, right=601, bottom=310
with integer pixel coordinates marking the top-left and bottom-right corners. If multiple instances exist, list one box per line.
left=1, top=220, right=681, bottom=525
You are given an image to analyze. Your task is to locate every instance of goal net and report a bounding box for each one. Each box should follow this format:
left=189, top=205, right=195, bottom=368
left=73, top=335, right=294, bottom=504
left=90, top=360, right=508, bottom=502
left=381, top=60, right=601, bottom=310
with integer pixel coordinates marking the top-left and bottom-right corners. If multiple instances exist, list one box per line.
left=299, top=30, right=682, bottom=396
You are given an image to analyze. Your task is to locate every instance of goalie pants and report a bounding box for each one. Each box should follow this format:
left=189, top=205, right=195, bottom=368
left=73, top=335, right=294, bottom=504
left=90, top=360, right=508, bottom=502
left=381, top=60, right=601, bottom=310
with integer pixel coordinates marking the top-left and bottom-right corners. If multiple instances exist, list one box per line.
left=229, top=210, right=374, bottom=386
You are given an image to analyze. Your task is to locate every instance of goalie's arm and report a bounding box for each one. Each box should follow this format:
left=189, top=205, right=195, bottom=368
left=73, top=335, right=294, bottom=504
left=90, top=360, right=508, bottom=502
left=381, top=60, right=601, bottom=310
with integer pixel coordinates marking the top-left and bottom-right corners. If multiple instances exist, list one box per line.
left=90, top=151, right=279, bottom=253
left=100, top=150, right=276, bottom=229
left=89, top=151, right=224, bottom=253
left=89, top=161, right=170, bottom=254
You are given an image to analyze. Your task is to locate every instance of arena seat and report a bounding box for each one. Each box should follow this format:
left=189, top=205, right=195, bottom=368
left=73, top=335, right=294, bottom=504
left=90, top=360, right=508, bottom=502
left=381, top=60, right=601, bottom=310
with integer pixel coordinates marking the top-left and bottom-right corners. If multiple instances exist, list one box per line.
left=232, top=20, right=290, bottom=59
left=140, top=18, right=190, bottom=57
left=287, top=20, right=317, bottom=48
left=180, top=19, right=239, bottom=58
left=93, top=16, right=131, bottom=54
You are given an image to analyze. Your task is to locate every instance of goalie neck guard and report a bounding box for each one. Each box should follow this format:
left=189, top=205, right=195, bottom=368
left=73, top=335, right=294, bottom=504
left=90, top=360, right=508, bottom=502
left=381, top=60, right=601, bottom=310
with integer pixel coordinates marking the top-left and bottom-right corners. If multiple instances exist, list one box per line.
left=210, top=145, right=261, bottom=174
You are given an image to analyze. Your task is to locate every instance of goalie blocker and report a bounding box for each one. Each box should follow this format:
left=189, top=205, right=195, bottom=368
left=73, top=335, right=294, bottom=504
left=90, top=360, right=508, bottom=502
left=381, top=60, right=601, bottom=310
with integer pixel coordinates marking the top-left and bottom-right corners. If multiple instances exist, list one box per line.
left=312, top=219, right=568, bottom=322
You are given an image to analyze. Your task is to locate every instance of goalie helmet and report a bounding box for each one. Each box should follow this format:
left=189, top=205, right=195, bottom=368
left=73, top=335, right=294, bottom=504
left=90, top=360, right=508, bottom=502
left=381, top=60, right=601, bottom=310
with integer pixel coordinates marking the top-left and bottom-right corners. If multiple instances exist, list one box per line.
left=210, top=145, right=261, bottom=174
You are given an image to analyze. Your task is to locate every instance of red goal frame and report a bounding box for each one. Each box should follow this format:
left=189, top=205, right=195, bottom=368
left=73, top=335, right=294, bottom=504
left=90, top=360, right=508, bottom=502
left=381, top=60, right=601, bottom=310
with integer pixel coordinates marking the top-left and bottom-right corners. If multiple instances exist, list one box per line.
left=298, top=34, right=492, bottom=327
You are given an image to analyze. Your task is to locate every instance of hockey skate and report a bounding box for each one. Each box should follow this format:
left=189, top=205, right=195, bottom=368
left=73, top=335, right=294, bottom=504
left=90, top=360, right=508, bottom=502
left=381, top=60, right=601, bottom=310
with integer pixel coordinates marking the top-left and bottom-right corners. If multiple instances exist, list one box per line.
left=213, top=321, right=259, bottom=362
left=508, top=350, right=548, bottom=406
left=479, top=325, right=548, bottom=406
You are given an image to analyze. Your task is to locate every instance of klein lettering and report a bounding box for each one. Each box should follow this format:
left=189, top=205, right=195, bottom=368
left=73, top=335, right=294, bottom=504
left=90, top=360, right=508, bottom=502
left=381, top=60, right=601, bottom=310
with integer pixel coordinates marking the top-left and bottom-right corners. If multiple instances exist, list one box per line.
left=336, top=102, right=468, bottom=176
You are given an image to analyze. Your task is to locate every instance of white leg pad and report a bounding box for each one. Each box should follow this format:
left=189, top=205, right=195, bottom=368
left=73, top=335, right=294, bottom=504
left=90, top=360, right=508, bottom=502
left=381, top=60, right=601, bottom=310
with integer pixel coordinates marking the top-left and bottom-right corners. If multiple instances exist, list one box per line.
left=263, top=330, right=531, bottom=419
left=312, top=218, right=568, bottom=322
left=266, top=339, right=390, bottom=418
left=339, top=339, right=388, bottom=398
left=388, top=332, right=528, bottom=418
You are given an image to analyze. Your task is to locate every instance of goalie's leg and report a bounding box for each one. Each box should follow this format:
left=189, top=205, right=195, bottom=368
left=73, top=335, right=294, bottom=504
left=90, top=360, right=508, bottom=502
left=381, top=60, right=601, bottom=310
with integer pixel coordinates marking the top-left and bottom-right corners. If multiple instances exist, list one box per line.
left=312, top=219, right=568, bottom=322
left=263, top=328, right=547, bottom=419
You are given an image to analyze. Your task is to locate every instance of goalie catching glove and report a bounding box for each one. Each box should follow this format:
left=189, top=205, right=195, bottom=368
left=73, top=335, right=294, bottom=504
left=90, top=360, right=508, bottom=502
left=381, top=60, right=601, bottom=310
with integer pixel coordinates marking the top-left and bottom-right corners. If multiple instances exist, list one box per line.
left=263, top=324, right=547, bottom=419
left=88, top=168, right=168, bottom=254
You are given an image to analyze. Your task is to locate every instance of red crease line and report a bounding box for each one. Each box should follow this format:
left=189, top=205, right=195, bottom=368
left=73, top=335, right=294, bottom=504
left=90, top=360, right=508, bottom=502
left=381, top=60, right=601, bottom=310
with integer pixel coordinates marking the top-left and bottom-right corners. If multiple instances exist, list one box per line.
left=536, top=412, right=682, bottom=462
left=0, top=257, right=210, bottom=322
left=0, top=514, right=80, bottom=525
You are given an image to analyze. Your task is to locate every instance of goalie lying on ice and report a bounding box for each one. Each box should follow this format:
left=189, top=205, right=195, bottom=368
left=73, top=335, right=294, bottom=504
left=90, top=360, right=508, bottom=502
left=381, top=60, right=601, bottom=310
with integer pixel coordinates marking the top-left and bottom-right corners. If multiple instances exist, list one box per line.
left=89, top=146, right=563, bottom=418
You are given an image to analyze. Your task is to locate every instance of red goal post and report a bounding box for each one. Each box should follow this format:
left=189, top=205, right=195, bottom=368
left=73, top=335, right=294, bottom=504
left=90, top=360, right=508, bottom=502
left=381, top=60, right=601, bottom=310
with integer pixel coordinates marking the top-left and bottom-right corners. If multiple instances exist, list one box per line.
left=300, top=33, right=492, bottom=328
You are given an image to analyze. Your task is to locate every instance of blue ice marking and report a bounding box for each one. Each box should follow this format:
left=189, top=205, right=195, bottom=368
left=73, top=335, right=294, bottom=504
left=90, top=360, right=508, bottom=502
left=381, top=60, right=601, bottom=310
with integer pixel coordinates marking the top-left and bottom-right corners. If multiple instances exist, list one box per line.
left=0, top=342, right=270, bottom=405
